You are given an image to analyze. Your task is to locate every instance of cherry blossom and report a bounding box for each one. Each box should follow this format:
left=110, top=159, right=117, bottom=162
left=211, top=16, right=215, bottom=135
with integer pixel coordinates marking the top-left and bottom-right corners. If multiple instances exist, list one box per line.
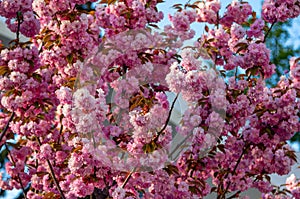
left=0, top=0, right=299, bottom=198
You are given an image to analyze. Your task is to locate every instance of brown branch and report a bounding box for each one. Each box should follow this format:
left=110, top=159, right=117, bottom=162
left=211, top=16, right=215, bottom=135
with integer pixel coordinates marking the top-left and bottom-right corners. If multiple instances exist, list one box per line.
left=121, top=167, right=136, bottom=189
left=0, top=112, right=15, bottom=144
left=234, top=67, right=238, bottom=81
left=154, top=93, right=179, bottom=142
left=57, top=116, right=63, bottom=144
left=16, top=11, right=22, bottom=42
left=263, top=22, right=276, bottom=43
left=36, top=137, right=66, bottom=199
left=168, top=131, right=193, bottom=160
left=218, top=144, right=250, bottom=199
left=4, top=143, right=28, bottom=199
left=227, top=190, right=241, bottom=199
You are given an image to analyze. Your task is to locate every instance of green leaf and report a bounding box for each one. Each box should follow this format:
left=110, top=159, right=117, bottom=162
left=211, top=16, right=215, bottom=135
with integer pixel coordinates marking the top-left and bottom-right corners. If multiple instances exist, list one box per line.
left=0, top=148, right=8, bottom=163
left=6, top=141, right=21, bottom=149
left=36, top=171, right=49, bottom=177
left=142, top=140, right=160, bottom=153
left=163, top=164, right=179, bottom=175
left=0, top=66, right=10, bottom=76
left=109, top=0, right=117, bottom=4
left=66, top=54, right=74, bottom=64
left=148, top=23, right=159, bottom=29
left=252, top=11, right=256, bottom=19
left=217, top=144, right=226, bottom=154
left=172, top=4, right=182, bottom=8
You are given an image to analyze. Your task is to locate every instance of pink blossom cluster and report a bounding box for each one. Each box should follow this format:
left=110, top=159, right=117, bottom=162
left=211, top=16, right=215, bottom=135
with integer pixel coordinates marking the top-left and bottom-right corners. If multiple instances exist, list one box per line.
left=262, top=174, right=300, bottom=198
left=0, top=0, right=299, bottom=199
left=262, top=0, right=300, bottom=23
left=220, top=0, right=252, bottom=27
left=0, top=46, right=58, bottom=138
left=169, top=10, right=197, bottom=32
left=286, top=174, right=300, bottom=195
left=95, top=0, right=163, bottom=37
left=290, top=57, right=300, bottom=81
left=32, top=0, right=95, bottom=23
left=196, top=0, right=221, bottom=24
left=0, top=0, right=40, bottom=37
left=0, top=0, right=32, bottom=18
left=35, top=15, right=100, bottom=85
left=0, top=147, right=32, bottom=190
left=290, top=57, right=300, bottom=94
left=200, top=11, right=276, bottom=78
left=243, top=43, right=276, bottom=78
left=247, top=18, right=265, bottom=38
left=6, top=11, right=41, bottom=38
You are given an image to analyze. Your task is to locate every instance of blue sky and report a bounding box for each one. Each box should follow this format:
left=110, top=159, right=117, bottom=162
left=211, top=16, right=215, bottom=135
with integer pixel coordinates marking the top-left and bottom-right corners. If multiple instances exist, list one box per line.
left=157, top=0, right=300, bottom=48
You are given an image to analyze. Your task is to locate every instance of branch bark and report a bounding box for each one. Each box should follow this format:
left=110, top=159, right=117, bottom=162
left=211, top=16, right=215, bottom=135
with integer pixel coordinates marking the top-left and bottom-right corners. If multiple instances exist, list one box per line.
left=154, top=93, right=179, bottom=142
left=263, top=22, right=276, bottom=43
left=0, top=112, right=15, bottom=144
left=121, top=167, right=136, bottom=189
left=37, top=137, right=66, bottom=199
left=4, top=143, right=28, bottom=199
left=218, top=144, right=250, bottom=199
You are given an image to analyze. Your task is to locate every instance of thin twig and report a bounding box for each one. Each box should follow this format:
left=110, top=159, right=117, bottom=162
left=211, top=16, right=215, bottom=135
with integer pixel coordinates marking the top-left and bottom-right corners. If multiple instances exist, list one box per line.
left=263, top=22, right=276, bottom=43
left=219, top=144, right=250, bottom=199
left=227, top=190, right=241, bottom=199
left=36, top=138, right=66, bottom=199
left=216, top=11, right=220, bottom=29
left=121, top=167, right=136, bottom=188
left=16, top=11, right=22, bottom=42
left=0, top=112, right=15, bottom=144
left=185, top=0, right=192, bottom=6
left=57, top=116, right=63, bottom=144
left=234, top=67, right=238, bottom=81
left=154, top=93, right=179, bottom=142
left=4, top=143, right=28, bottom=199
left=168, top=131, right=193, bottom=160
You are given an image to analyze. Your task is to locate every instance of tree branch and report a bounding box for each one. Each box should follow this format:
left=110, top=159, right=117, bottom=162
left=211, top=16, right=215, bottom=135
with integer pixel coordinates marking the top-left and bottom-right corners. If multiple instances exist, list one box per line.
left=154, top=93, right=179, bottom=142
left=227, top=190, right=241, bottom=199
left=218, top=144, right=250, bottom=199
left=263, top=22, right=276, bottom=43
left=168, top=131, right=193, bottom=160
left=121, top=167, right=136, bottom=189
left=0, top=112, right=15, bottom=144
left=4, top=143, right=28, bottom=199
left=36, top=137, right=66, bottom=199
left=16, top=11, right=22, bottom=43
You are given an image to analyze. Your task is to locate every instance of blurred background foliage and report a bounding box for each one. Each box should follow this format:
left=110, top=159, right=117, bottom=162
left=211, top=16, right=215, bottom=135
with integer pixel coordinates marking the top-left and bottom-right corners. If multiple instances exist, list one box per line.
left=264, top=19, right=300, bottom=145
left=266, top=19, right=300, bottom=86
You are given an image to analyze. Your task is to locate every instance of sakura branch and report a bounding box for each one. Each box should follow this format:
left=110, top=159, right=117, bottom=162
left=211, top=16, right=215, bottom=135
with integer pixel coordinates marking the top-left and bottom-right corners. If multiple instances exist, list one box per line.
left=36, top=138, right=66, bottom=199
left=16, top=11, right=22, bottom=43
left=0, top=112, right=14, bottom=145
left=218, top=143, right=251, bottom=199
left=4, top=143, right=28, bottom=199
left=263, top=21, right=276, bottom=43
left=0, top=0, right=299, bottom=198
left=154, top=93, right=179, bottom=142
left=121, top=167, right=136, bottom=189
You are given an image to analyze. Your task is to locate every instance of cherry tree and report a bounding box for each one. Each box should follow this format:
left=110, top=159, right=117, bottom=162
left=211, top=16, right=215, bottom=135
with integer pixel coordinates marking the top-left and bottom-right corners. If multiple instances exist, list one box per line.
left=0, top=0, right=300, bottom=198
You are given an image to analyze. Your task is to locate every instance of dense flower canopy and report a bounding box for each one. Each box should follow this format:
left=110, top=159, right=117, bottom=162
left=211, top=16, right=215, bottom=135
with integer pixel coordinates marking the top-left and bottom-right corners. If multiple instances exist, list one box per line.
left=0, top=0, right=300, bottom=198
